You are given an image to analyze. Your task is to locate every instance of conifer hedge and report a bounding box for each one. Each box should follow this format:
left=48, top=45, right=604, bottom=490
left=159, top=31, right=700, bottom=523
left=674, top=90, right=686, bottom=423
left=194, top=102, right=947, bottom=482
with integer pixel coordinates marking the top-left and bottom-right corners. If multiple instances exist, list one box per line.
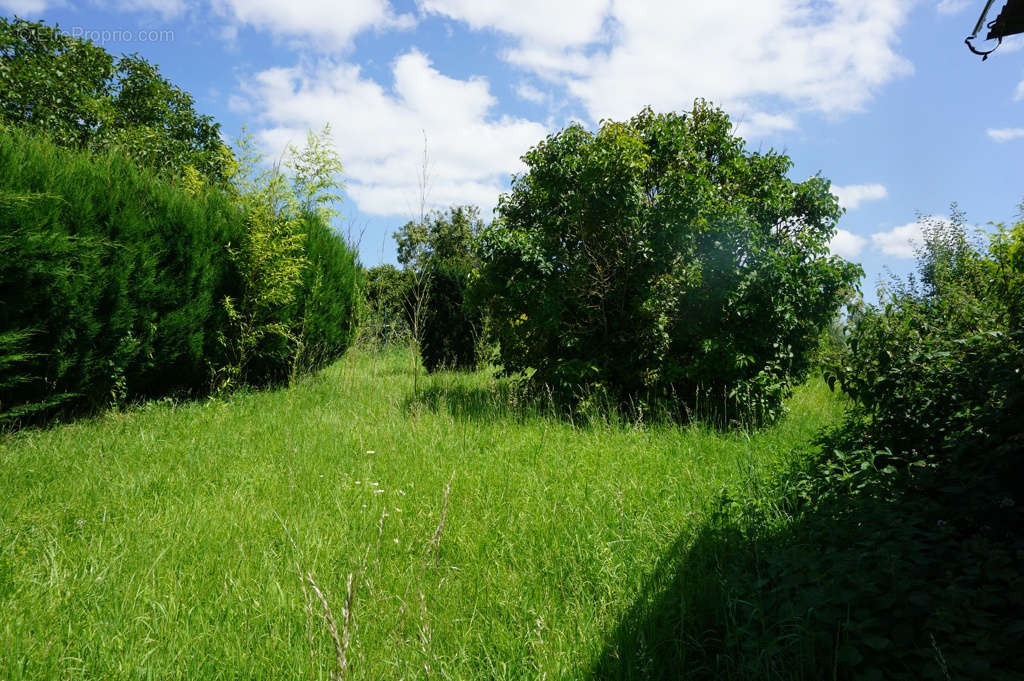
left=0, top=126, right=358, bottom=424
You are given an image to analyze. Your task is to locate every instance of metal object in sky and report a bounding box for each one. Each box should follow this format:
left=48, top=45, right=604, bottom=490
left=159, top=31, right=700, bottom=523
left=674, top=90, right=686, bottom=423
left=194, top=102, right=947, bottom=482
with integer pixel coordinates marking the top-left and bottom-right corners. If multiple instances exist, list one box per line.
left=966, top=0, right=1024, bottom=59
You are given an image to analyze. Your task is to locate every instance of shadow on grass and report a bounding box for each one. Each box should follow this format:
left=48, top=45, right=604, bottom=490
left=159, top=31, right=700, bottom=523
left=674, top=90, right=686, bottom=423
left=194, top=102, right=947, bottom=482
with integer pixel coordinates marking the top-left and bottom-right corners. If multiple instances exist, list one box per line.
left=401, top=377, right=544, bottom=422
left=588, top=483, right=1024, bottom=681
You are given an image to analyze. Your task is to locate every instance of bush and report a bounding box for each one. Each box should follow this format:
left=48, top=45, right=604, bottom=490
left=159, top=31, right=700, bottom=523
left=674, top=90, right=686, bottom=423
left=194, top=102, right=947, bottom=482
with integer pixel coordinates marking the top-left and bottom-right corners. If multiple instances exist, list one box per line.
left=359, top=264, right=413, bottom=345
left=475, top=103, right=860, bottom=423
left=293, top=213, right=360, bottom=371
left=395, top=205, right=483, bottom=372
left=419, top=262, right=478, bottom=372
left=824, top=208, right=1023, bottom=506
left=0, top=125, right=360, bottom=424
left=0, top=125, right=245, bottom=422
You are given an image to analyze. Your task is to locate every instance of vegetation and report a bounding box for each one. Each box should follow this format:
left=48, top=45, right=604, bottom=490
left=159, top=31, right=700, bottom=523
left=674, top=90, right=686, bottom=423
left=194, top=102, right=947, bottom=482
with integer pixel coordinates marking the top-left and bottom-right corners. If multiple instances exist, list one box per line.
left=359, top=264, right=414, bottom=345
left=476, top=103, right=860, bottom=423
left=653, top=209, right=1024, bottom=680
left=0, top=123, right=359, bottom=425
left=2, top=14, right=1022, bottom=677
left=0, top=124, right=245, bottom=422
left=0, top=349, right=846, bottom=680
left=0, top=17, right=231, bottom=182
left=395, top=206, right=484, bottom=372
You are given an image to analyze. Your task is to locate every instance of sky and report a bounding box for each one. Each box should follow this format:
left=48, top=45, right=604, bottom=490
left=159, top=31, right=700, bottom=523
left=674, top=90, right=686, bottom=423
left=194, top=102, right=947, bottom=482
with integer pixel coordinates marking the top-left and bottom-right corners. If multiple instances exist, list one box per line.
left=4, top=0, right=1023, bottom=295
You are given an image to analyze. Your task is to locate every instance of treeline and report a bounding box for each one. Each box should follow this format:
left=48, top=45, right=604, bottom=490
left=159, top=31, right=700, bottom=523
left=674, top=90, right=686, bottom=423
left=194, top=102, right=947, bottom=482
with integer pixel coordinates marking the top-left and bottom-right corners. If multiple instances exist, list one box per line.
left=1, top=18, right=358, bottom=425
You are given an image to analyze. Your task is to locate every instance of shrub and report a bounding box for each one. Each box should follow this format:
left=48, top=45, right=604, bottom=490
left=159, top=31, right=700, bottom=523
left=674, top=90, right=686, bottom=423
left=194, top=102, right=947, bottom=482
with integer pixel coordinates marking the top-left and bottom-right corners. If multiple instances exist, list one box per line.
left=824, top=208, right=1023, bottom=505
left=419, top=262, right=478, bottom=372
left=293, top=213, right=360, bottom=371
left=0, top=125, right=245, bottom=421
left=475, top=103, right=861, bottom=423
left=395, top=205, right=483, bottom=372
left=359, top=264, right=414, bottom=345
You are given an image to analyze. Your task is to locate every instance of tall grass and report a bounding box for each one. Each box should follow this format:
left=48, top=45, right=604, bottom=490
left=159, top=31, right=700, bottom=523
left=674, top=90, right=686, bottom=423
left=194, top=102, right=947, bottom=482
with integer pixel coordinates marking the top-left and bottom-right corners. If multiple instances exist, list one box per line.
left=0, top=349, right=845, bottom=680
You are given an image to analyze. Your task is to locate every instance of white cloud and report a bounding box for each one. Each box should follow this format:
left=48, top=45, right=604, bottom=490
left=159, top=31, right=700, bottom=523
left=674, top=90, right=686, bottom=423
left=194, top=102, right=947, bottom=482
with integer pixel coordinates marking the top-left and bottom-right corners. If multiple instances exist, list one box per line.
left=829, top=229, right=868, bottom=259
left=419, top=0, right=611, bottom=48
left=733, top=112, right=797, bottom=138
left=987, top=127, right=1024, bottom=142
left=936, top=0, right=971, bottom=15
left=832, top=183, right=888, bottom=210
left=1015, top=79, right=1024, bottom=101
left=430, top=0, right=915, bottom=130
left=0, top=0, right=52, bottom=13
left=239, top=50, right=548, bottom=217
left=871, top=220, right=928, bottom=258
left=515, top=82, right=548, bottom=105
left=212, top=0, right=415, bottom=50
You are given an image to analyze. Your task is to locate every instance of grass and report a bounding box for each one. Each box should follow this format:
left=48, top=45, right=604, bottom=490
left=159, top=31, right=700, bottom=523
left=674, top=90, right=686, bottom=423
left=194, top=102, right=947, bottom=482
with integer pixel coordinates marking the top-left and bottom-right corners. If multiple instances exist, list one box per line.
left=0, top=348, right=846, bottom=680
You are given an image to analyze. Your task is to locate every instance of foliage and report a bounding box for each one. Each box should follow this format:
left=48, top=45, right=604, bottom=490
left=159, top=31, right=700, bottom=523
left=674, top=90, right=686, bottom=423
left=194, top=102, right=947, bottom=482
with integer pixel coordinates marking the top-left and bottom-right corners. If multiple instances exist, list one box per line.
left=822, top=207, right=1023, bottom=507
left=419, top=263, right=478, bottom=372
left=218, top=126, right=358, bottom=388
left=0, top=123, right=358, bottom=424
left=476, top=103, right=861, bottom=423
left=396, top=205, right=484, bottom=372
left=0, top=124, right=245, bottom=421
left=395, top=204, right=483, bottom=270
left=669, top=206, right=1024, bottom=680
left=359, top=264, right=414, bottom=345
left=0, top=17, right=231, bottom=182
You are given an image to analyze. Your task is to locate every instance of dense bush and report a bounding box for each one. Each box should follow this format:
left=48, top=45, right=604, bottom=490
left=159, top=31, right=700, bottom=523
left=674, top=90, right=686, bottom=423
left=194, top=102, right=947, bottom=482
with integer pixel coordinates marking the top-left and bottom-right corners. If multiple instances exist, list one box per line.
left=293, top=213, right=360, bottom=371
left=0, top=124, right=244, bottom=421
left=823, top=209, right=1023, bottom=508
left=395, top=205, right=483, bottom=372
left=1, top=17, right=231, bottom=182
left=359, top=264, right=413, bottom=345
left=0, top=125, right=360, bottom=424
left=680, top=208, right=1024, bottom=680
left=476, top=103, right=861, bottom=423
left=419, top=262, right=478, bottom=372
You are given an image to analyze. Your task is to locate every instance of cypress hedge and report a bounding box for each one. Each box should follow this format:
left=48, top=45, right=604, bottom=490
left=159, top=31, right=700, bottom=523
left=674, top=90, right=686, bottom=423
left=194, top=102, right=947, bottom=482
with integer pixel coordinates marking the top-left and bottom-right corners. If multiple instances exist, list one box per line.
left=0, top=125, right=359, bottom=425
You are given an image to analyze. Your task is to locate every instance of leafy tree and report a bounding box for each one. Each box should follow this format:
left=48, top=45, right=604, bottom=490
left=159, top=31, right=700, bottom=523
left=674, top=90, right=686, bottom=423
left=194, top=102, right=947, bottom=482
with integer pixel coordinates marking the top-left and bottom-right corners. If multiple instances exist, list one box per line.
left=395, top=205, right=485, bottom=372
left=360, top=264, right=414, bottom=345
left=475, top=103, right=861, bottom=423
left=395, top=204, right=483, bottom=270
left=0, top=17, right=231, bottom=181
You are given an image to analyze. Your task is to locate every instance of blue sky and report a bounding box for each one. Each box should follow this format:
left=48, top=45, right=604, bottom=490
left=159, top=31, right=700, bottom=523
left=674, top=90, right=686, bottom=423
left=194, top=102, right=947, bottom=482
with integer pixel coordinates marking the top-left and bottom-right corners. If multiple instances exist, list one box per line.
left=4, top=0, right=1023, bottom=293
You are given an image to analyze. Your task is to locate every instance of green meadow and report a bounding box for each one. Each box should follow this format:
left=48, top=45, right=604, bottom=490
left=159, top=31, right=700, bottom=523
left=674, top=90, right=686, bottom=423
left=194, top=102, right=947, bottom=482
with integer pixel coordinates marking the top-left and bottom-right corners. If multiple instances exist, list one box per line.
left=0, top=349, right=845, bottom=680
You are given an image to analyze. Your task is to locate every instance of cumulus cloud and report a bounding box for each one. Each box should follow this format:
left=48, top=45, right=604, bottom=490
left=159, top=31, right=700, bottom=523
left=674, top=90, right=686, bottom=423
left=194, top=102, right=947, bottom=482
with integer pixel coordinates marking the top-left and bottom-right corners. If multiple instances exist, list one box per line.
left=1015, top=79, right=1024, bottom=101
left=424, top=0, right=915, bottom=129
left=871, top=220, right=928, bottom=258
left=239, top=50, right=548, bottom=217
left=829, top=229, right=868, bottom=259
left=832, top=183, right=888, bottom=210
left=987, top=127, right=1024, bottom=142
left=212, top=0, right=415, bottom=50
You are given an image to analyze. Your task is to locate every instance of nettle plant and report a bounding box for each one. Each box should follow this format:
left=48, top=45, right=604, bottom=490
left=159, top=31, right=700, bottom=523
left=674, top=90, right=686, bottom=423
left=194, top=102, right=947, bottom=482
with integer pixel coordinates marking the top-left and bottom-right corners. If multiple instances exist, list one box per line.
left=475, top=103, right=861, bottom=424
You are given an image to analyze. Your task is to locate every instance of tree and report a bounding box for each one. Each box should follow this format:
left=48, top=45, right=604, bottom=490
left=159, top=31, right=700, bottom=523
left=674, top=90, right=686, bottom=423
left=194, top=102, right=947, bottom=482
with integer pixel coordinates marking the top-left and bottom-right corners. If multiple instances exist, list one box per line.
left=475, top=102, right=861, bottom=423
left=394, top=205, right=484, bottom=371
left=0, top=17, right=231, bottom=182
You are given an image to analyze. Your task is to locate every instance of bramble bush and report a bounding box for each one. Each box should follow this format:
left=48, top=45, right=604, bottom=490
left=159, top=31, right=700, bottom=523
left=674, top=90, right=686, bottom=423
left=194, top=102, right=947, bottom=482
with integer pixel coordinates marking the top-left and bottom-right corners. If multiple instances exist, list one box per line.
left=475, top=103, right=861, bottom=423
